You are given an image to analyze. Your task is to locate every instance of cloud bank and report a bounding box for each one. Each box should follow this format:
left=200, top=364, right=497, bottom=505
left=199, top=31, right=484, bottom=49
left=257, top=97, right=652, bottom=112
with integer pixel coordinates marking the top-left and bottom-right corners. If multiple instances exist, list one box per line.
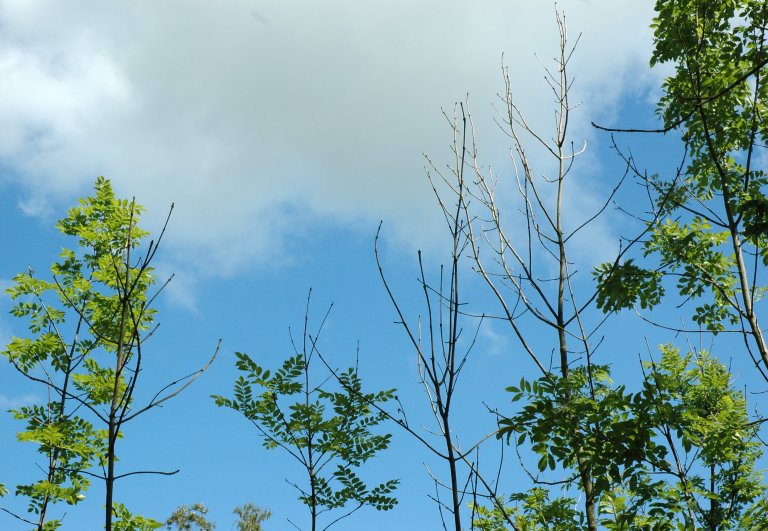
left=0, top=0, right=659, bottom=277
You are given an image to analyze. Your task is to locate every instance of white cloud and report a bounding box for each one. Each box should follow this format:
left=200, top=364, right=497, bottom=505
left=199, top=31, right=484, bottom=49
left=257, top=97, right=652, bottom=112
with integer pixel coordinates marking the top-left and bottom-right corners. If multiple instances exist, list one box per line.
left=152, top=262, right=201, bottom=314
left=478, top=319, right=509, bottom=358
left=0, top=0, right=659, bottom=276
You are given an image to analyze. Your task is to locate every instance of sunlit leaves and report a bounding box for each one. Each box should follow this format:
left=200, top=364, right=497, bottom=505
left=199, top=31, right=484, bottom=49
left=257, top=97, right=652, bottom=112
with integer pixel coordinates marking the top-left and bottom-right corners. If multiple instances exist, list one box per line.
left=11, top=405, right=101, bottom=519
left=2, top=177, right=161, bottom=527
left=72, top=358, right=124, bottom=406
left=497, top=345, right=765, bottom=529
left=594, top=260, right=665, bottom=312
left=471, top=489, right=582, bottom=531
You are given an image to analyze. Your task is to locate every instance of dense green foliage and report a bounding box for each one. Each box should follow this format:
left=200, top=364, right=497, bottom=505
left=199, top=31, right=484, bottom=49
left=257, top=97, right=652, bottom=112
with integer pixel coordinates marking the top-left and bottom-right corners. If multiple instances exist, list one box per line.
left=483, top=346, right=766, bottom=529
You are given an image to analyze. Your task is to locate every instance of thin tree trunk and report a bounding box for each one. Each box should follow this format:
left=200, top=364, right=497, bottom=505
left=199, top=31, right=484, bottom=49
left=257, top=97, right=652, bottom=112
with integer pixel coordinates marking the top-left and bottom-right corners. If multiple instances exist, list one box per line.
left=105, top=422, right=117, bottom=531
left=441, top=412, right=462, bottom=531
left=38, top=310, right=87, bottom=530
left=555, top=43, right=598, bottom=530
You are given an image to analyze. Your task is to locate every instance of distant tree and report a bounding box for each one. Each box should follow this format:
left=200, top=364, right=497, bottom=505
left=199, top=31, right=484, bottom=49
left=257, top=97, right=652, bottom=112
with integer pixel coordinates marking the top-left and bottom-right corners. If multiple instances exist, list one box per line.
left=233, top=503, right=270, bottom=531
left=214, top=293, right=398, bottom=531
left=165, top=503, right=215, bottom=530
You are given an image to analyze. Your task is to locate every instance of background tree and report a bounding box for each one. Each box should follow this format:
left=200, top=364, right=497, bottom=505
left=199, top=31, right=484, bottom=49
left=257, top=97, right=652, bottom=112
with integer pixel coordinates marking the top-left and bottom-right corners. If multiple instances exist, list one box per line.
left=163, top=503, right=269, bottom=531
left=233, top=503, right=270, bottom=531
left=213, top=294, right=397, bottom=531
left=165, top=503, right=215, bottom=531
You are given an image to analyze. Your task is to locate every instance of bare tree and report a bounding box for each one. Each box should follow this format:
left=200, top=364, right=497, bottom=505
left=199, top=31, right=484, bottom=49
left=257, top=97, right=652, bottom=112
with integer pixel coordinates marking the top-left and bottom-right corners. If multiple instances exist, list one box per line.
left=375, top=92, right=516, bottom=531
left=421, top=13, right=643, bottom=530
left=375, top=193, right=476, bottom=530
left=369, top=10, right=638, bottom=530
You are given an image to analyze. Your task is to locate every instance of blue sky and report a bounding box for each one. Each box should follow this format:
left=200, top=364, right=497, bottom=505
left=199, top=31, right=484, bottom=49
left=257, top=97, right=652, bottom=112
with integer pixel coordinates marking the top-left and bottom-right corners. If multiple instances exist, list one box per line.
left=0, top=1, right=732, bottom=529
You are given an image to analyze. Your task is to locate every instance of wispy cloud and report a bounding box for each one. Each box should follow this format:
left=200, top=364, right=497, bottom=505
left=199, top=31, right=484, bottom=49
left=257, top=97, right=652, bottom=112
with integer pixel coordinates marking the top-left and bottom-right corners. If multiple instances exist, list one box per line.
left=478, top=320, right=509, bottom=358
left=0, top=393, right=39, bottom=410
left=152, top=262, right=201, bottom=315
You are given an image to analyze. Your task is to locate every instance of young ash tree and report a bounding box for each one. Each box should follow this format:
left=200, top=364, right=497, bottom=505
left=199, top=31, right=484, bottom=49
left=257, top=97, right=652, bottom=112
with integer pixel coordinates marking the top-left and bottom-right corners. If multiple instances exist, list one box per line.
left=595, top=0, right=768, bottom=377
left=375, top=103, right=521, bottom=528
left=578, top=0, right=768, bottom=525
left=372, top=11, right=627, bottom=529
left=213, top=294, right=397, bottom=531
left=3, top=177, right=219, bottom=530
